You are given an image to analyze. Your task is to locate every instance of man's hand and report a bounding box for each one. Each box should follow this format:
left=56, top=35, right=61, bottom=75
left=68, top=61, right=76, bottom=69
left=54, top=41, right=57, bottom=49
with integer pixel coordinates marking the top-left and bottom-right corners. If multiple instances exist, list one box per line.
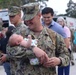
left=0, top=54, right=7, bottom=63
left=33, top=47, right=49, bottom=64
left=43, top=57, right=61, bottom=67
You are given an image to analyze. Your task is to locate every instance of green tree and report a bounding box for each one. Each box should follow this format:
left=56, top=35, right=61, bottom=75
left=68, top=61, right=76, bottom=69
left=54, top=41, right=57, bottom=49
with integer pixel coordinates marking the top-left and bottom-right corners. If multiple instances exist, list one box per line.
left=66, top=0, right=76, bottom=18
left=0, top=0, right=48, bottom=8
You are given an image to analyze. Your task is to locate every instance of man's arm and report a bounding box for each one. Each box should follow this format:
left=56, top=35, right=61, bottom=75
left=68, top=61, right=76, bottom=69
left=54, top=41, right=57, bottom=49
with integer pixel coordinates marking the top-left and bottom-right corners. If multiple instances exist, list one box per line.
left=43, top=33, right=70, bottom=67
left=64, top=38, right=69, bottom=48
left=55, top=34, right=70, bottom=66
left=6, top=45, right=35, bottom=59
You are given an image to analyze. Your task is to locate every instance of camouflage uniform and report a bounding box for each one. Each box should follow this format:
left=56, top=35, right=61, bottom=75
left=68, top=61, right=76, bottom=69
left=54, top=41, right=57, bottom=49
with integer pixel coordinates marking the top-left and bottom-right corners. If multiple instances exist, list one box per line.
left=6, top=26, right=70, bottom=75
left=6, top=3, right=70, bottom=75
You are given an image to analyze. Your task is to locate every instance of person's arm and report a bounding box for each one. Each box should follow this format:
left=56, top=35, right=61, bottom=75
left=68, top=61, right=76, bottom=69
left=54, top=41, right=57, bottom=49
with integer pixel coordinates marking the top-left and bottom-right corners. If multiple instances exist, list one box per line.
left=57, top=26, right=69, bottom=48
left=6, top=44, right=35, bottom=59
left=43, top=33, right=70, bottom=67
left=32, top=46, right=49, bottom=64
left=64, top=38, right=69, bottom=48
left=0, top=45, right=34, bottom=62
left=65, top=27, right=71, bottom=43
left=20, top=38, right=49, bottom=64
left=55, top=34, right=70, bottom=66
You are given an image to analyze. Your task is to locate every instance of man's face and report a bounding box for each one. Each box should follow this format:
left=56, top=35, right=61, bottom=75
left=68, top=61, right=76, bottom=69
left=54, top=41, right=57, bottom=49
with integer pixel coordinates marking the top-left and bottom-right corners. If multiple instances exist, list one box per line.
left=24, top=15, right=39, bottom=31
left=57, top=20, right=64, bottom=26
left=9, top=14, right=20, bottom=26
left=42, top=13, right=53, bottom=25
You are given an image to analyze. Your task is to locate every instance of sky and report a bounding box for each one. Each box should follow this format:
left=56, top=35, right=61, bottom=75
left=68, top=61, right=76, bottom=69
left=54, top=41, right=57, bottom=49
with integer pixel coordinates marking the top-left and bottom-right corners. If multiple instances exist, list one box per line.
left=47, top=0, right=76, bottom=15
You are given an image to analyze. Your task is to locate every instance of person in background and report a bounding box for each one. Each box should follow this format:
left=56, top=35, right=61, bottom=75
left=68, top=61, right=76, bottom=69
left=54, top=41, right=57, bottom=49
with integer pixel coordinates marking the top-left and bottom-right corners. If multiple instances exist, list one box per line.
left=57, top=17, right=74, bottom=75
left=41, top=7, right=69, bottom=48
left=0, top=26, right=15, bottom=75
left=0, top=26, right=15, bottom=54
left=8, top=6, right=27, bottom=29
left=73, top=29, right=76, bottom=50
left=0, top=27, right=8, bottom=56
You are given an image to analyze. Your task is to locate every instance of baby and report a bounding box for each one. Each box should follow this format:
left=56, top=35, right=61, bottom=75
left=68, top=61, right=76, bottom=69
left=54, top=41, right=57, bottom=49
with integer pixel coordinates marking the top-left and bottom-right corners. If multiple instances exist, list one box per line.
left=8, top=33, right=49, bottom=65
left=8, top=33, right=32, bottom=48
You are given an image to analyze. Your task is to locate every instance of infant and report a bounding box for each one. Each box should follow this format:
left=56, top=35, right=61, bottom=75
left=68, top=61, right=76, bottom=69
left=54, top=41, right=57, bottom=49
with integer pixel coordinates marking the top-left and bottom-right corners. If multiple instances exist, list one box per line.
left=8, top=33, right=38, bottom=48
left=8, top=33, right=49, bottom=65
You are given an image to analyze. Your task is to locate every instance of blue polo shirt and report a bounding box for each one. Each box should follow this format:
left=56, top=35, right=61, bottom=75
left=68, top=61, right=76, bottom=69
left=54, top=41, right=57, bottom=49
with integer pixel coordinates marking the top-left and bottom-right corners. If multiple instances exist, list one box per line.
left=42, top=20, right=67, bottom=38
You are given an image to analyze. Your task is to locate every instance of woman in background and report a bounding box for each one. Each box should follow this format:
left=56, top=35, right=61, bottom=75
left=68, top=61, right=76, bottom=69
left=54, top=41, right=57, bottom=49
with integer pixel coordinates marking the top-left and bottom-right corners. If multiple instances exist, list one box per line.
left=57, top=17, right=74, bottom=75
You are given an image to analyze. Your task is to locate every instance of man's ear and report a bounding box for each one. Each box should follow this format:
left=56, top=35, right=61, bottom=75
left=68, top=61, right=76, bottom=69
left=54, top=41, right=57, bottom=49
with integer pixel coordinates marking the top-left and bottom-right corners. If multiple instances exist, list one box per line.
left=18, top=13, right=21, bottom=17
left=37, top=13, right=41, bottom=19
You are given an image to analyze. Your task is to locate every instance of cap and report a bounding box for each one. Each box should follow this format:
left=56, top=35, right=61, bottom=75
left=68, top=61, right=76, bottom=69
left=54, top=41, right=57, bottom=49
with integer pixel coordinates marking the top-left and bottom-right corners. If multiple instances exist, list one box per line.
left=8, top=6, right=21, bottom=16
left=21, top=2, right=40, bottom=21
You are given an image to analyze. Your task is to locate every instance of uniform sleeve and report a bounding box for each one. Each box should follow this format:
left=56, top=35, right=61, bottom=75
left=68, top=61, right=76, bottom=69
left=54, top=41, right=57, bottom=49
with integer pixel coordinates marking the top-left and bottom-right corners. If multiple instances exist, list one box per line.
left=6, top=45, right=35, bottom=59
left=55, top=33, right=70, bottom=66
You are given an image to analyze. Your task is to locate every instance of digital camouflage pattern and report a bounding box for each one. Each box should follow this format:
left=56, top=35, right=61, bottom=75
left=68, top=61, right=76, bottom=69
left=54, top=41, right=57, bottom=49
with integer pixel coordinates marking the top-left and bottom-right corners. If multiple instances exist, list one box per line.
left=21, top=2, right=40, bottom=21
left=6, top=26, right=70, bottom=75
left=8, top=6, right=21, bottom=16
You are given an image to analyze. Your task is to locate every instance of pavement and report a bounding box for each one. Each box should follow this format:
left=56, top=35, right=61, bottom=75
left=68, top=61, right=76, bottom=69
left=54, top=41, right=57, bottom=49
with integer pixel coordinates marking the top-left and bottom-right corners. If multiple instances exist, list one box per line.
left=0, top=53, right=76, bottom=75
left=70, top=53, right=76, bottom=75
left=0, top=66, right=6, bottom=75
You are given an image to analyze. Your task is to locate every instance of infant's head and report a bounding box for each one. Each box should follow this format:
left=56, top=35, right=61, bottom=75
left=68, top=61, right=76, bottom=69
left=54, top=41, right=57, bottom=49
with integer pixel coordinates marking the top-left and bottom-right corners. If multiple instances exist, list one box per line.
left=8, top=34, right=23, bottom=46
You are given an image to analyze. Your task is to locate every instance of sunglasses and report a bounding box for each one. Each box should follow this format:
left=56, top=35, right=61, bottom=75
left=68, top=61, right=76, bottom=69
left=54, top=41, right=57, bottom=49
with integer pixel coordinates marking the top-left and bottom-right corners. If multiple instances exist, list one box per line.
left=9, top=15, right=16, bottom=18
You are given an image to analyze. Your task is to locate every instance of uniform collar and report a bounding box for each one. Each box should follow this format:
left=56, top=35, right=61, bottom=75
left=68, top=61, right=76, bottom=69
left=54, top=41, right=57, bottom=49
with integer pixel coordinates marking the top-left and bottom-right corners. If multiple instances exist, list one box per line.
left=25, top=27, right=49, bottom=39
left=15, top=22, right=23, bottom=27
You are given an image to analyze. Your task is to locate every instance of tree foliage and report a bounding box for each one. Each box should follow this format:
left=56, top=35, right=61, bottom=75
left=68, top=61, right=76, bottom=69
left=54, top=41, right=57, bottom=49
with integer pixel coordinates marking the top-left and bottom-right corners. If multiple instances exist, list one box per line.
left=0, top=0, right=48, bottom=8
left=66, top=0, right=76, bottom=18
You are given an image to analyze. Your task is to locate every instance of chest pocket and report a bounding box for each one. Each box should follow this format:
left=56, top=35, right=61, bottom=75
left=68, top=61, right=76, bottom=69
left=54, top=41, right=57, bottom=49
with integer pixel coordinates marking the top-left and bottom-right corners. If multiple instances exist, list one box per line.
left=38, top=35, right=56, bottom=57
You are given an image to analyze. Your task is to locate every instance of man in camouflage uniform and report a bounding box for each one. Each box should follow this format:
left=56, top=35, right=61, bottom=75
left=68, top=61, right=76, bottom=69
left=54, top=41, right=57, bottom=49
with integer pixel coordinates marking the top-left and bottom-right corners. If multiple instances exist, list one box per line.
left=1, top=6, right=27, bottom=75
left=21, top=3, right=70, bottom=75
left=8, top=6, right=27, bottom=32
left=2, top=3, right=70, bottom=75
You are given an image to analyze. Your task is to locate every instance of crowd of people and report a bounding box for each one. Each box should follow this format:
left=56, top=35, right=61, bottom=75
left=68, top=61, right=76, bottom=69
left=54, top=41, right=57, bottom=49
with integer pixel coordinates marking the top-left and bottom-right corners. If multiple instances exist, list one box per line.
left=0, top=2, right=75, bottom=75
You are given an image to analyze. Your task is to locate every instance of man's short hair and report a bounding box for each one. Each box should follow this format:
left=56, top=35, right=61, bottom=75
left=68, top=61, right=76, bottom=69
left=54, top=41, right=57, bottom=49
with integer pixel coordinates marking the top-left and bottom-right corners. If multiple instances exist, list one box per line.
left=42, top=7, right=54, bottom=16
left=8, top=6, right=21, bottom=16
left=21, top=2, right=40, bottom=21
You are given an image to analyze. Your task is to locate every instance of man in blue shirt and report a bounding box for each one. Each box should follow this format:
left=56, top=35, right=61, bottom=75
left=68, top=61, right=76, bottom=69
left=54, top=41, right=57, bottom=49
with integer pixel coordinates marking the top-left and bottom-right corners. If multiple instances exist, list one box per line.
left=41, top=7, right=69, bottom=48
